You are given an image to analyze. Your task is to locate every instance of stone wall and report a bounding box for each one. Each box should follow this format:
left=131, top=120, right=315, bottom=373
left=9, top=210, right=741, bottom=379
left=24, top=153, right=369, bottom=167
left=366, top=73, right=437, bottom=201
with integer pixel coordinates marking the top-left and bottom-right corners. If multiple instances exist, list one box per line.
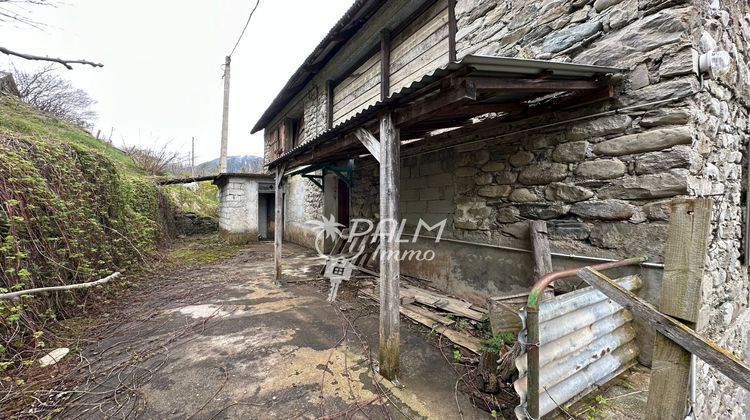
left=348, top=0, right=750, bottom=415
left=690, top=1, right=750, bottom=418
left=284, top=174, right=324, bottom=249
left=217, top=177, right=260, bottom=244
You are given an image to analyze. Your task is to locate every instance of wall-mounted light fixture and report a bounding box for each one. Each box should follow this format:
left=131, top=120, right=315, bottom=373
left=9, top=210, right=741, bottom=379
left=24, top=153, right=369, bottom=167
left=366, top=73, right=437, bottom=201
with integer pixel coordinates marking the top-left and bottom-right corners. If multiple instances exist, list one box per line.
left=698, top=50, right=732, bottom=79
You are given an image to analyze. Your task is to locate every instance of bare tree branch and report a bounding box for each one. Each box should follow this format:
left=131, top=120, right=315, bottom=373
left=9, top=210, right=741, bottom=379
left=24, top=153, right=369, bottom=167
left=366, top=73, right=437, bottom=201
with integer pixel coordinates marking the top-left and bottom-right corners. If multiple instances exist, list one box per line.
left=0, top=46, right=103, bottom=69
left=0, top=272, right=121, bottom=300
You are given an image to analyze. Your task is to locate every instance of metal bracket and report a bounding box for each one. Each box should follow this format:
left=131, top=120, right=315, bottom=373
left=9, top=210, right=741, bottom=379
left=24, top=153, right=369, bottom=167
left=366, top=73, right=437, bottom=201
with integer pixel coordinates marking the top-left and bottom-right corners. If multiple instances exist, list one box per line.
left=287, top=160, right=354, bottom=191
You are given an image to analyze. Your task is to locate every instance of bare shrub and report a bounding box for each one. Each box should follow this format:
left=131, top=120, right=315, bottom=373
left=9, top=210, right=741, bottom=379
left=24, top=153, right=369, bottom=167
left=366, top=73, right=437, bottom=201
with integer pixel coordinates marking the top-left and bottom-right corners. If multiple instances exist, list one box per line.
left=12, top=65, right=98, bottom=128
left=123, top=142, right=188, bottom=176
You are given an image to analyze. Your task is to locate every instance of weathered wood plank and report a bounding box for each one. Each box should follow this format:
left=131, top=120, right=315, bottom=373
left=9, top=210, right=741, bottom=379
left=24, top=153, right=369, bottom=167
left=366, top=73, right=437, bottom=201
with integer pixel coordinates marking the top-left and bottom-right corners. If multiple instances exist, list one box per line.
left=659, top=199, right=713, bottom=322
left=333, top=85, right=381, bottom=126
left=390, top=25, right=449, bottom=80
left=390, top=3, right=448, bottom=70
left=354, top=128, right=381, bottom=162
left=400, top=284, right=485, bottom=321
left=380, top=29, right=391, bottom=100
left=325, top=80, right=333, bottom=130
left=361, top=289, right=481, bottom=354
left=448, top=0, right=456, bottom=62
left=393, top=81, right=476, bottom=127
left=530, top=221, right=553, bottom=280
left=378, top=111, right=401, bottom=380
left=466, top=77, right=602, bottom=92
left=333, top=54, right=380, bottom=111
left=577, top=267, right=750, bottom=392
left=390, top=41, right=450, bottom=94
left=646, top=198, right=713, bottom=420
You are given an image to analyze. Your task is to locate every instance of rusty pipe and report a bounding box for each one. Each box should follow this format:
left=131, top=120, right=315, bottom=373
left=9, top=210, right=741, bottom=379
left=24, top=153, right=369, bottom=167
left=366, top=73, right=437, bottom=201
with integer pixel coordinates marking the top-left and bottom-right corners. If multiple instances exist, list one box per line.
left=525, top=256, right=647, bottom=419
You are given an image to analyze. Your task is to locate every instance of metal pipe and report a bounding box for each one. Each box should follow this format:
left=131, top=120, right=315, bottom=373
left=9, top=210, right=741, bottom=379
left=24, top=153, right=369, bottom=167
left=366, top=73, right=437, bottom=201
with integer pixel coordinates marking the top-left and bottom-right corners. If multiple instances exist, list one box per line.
left=411, top=233, right=665, bottom=268
left=525, top=256, right=647, bottom=419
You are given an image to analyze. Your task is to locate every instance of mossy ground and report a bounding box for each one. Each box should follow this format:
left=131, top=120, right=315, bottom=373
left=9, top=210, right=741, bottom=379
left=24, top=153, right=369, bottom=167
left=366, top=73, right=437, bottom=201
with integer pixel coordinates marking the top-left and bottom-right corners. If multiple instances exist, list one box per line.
left=169, top=234, right=242, bottom=265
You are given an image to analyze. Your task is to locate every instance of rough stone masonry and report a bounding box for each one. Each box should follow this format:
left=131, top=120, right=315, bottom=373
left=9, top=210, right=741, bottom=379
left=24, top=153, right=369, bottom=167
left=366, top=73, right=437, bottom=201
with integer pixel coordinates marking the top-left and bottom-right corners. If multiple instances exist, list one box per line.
left=266, top=0, right=750, bottom=417
left=350, top=0, right=750, bottom=417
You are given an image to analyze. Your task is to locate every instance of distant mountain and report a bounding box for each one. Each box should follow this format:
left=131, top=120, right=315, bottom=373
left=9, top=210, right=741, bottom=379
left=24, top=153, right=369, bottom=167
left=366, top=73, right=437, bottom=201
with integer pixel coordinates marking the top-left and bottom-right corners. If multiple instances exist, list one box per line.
left=195, top=155, right=266, bottom=175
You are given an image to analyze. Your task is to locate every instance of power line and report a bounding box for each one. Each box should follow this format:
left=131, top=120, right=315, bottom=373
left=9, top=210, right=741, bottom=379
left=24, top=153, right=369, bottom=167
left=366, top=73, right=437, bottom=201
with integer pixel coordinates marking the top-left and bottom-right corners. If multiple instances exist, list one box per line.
left=229, top=0, right=260, bottom=57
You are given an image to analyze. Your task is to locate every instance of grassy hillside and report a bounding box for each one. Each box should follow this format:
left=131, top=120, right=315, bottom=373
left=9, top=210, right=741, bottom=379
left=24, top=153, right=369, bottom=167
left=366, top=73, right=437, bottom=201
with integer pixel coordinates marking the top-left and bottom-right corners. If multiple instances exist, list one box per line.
left=0, top=95, right=173, bottom=370
left=163, top=181, right=219, bottom=219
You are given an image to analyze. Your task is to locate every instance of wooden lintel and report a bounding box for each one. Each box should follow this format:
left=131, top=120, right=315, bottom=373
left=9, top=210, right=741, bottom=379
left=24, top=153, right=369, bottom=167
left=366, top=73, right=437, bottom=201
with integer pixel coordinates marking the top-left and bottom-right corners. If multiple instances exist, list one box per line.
left=577, top=267, right=750, bottom=392
left=394, top=81, right=477, bottom=127
left=466, top=77, right=602, bottom=92
left=354, top=128, right=381, bottom=162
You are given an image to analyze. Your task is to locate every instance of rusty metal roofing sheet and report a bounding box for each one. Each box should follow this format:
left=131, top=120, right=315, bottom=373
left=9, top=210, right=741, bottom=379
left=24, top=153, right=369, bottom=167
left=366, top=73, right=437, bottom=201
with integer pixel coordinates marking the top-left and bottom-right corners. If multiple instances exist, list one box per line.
left=514, top=275, right=641, bottom=419
left=265, top=54, right=624, bottom=169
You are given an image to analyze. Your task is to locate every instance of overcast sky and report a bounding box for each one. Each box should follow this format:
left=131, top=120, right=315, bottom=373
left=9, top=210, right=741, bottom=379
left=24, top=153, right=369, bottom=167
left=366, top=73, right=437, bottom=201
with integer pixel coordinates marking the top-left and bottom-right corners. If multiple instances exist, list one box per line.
left=1, top=0, right=353, bottom=163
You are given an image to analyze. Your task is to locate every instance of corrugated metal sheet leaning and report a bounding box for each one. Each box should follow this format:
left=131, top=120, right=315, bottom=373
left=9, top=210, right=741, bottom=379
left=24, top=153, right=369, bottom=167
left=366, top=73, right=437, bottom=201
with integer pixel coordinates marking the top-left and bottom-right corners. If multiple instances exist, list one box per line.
left=514, top=275, right=642, bottom=419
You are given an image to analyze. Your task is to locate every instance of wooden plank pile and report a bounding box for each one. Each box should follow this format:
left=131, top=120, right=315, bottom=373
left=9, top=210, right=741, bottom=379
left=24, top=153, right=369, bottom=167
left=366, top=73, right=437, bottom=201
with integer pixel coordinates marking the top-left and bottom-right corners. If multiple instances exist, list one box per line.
left=359, top=281, right=485, bottom=354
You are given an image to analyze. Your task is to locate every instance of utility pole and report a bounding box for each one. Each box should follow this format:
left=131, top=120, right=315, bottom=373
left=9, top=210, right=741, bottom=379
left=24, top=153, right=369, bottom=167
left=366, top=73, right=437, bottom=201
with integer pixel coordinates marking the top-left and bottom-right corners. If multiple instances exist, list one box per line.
left=219, top=56, right=231, bottom=174
left=191, top=137, right=195, bottom=177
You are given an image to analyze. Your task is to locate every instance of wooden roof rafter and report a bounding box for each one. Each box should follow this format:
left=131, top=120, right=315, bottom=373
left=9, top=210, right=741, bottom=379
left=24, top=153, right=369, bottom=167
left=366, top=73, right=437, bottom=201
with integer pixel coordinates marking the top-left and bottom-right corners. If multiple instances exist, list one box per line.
left=269, top=55, right=625, bottom=172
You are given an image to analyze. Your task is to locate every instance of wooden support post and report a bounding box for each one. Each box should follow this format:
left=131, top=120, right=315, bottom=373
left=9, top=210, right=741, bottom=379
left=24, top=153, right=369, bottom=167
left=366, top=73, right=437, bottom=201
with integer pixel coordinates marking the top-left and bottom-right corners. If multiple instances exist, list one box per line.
left=530, top=221, right=553, bottom=279
left=646, top=199, right=713, bottom=420
left=326, top=80, right=334, bottom=130
left=530, top=221, right=554, bottom=297
left=448, top=0, right=457, bottom=62
left=380, top=29, right=391, bottom=100
left=274, top=165, right=286, bottom=282
left=378, top=111, right=400, bottom=380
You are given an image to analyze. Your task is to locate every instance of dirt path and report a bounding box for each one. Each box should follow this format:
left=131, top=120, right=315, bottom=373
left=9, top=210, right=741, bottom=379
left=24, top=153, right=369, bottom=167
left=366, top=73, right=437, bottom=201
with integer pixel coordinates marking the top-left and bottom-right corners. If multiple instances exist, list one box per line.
left=56, top=238, right=490, bottom=419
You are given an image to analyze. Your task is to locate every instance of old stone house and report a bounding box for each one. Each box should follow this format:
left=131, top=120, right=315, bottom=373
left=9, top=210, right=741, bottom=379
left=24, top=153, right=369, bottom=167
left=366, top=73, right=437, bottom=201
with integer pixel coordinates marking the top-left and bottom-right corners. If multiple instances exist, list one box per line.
left=252, top=0, right=750, bottom=418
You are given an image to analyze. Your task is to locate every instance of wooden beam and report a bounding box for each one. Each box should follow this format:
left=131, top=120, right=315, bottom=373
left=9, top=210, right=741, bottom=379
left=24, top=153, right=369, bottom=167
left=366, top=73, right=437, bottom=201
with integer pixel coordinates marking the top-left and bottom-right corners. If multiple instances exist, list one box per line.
left=354, top=128, right=381, bottom=162
left=435, top=102, right=527, bottom=117
left=448, top=0, right=457, bottom=62
left=646, top=199, right=713, bottom=420
left=466, top=77, right=602, bottom=92
left=577, top=267, right=750, bottom=392
left=378, top=111, right=401, bottom=381
left=529, top=221, right=554, bottom=297
left=326, top=80, right=334, bottom=130
left=393, top=80, right=477, bottom=127
left=274, top=164, right=286, bottom=282
left=380, top=29, right=391, bottom=100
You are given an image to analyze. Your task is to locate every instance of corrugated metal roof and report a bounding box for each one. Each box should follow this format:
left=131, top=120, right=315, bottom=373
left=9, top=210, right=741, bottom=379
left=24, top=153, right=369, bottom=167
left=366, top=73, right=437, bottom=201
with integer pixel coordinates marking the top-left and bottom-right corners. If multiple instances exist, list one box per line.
left=251, top=0, right=385, bottom=134
left=265, top=54, right=624, bottom=169
left=514, top=275, right=641, bottom=419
